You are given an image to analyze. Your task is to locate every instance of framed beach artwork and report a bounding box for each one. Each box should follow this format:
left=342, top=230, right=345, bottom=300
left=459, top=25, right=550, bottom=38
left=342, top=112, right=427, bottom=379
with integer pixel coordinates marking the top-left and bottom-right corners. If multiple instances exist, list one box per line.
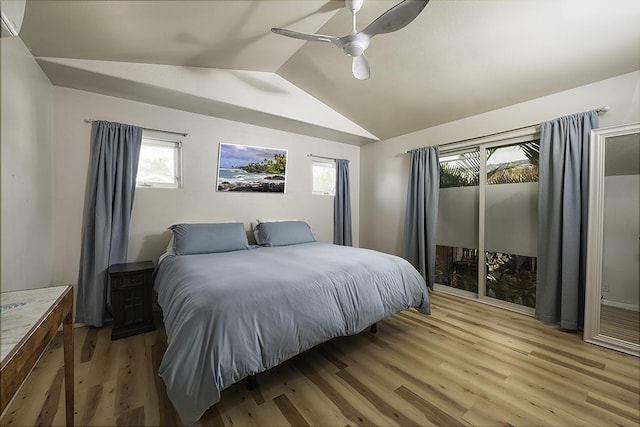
left=216, top=143, right=288, bottom=193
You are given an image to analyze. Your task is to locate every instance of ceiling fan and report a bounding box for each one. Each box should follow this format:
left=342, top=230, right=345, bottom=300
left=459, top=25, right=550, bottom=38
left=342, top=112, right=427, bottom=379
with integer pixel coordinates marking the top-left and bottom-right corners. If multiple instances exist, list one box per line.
left=271, top=0, right=429, bottom=80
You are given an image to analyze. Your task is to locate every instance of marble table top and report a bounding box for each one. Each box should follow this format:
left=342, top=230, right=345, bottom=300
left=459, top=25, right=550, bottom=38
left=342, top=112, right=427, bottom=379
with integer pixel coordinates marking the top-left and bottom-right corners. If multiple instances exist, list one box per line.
left=0, top=286, right=69, bottom=363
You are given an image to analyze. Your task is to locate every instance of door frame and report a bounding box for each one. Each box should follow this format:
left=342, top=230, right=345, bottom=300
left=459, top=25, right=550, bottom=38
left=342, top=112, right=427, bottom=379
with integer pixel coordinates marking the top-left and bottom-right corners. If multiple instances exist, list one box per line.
left=584, top=123, right=640, bottom=356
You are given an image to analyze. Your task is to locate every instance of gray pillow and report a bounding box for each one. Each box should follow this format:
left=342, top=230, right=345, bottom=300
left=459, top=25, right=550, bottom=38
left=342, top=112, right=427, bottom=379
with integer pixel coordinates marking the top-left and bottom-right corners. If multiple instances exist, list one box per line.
left=169, top=222, right=249, bottom=255
left=256, top=220, right=316, bottom=247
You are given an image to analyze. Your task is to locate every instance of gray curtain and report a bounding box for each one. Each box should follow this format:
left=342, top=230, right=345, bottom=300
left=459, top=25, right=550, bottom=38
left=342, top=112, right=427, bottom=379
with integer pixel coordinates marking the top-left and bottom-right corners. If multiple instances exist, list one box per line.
left=402, top=146, right=439, bottom=289
left=334, top=159, right=352, bottom=246
left=536, top=110, right=598, bottom=330
left=76, top=121, right=143, bottom=327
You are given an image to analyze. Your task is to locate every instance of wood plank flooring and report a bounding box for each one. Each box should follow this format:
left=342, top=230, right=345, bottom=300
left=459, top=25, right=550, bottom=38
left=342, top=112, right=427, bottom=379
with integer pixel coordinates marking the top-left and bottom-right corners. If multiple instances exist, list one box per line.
left=600, top=304, right=640, bottom=345
left=1, top=292, right=639, bottom=426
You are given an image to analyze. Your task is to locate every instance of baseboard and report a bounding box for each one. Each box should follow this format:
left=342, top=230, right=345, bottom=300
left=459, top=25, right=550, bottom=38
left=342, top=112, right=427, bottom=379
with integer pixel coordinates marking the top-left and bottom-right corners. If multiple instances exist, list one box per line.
left=602, top=299, right=640, bottom=312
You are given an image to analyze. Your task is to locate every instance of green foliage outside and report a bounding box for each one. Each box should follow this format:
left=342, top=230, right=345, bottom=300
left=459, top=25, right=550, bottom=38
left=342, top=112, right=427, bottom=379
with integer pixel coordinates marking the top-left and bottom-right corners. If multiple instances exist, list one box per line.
left=440, top=140, right=540, bottom=188
left=440, top=152, right=480, bottom=188
left=435, top=245, right=537, bottom=308
left=486, top=164, right=538, bottom=184
left=435, top=246, right=478, bottom=292
left=237, top=153, right=287, bottom=174
left=486, top=252, right=537, bottom=308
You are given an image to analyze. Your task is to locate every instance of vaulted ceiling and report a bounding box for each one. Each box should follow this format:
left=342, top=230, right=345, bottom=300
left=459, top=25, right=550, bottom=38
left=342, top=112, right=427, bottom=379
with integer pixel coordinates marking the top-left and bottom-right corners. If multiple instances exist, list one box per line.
left=19, top=0, right=640, bottom=145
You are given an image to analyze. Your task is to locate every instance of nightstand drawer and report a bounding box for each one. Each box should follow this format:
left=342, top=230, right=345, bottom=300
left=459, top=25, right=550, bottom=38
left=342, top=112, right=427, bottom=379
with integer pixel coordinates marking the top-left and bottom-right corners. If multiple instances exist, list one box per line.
left=112, top=274, right=146, bottom=287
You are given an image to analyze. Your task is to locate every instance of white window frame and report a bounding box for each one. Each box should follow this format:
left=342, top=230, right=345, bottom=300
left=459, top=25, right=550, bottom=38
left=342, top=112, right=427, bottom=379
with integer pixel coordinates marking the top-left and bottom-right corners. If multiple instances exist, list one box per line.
left=312, top=159, right=336, bottom=196
left=136, top=136, right=183, bottom=189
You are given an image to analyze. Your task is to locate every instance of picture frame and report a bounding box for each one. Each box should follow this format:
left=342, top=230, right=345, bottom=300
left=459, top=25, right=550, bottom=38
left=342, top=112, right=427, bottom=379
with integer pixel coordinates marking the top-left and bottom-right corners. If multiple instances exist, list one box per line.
left=216, top=143, right=288, bottom=193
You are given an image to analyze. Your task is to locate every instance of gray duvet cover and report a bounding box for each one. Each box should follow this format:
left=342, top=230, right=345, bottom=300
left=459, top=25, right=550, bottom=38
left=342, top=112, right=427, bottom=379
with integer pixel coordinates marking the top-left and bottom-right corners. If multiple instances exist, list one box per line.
left=154, top=242, right=429, bottom=425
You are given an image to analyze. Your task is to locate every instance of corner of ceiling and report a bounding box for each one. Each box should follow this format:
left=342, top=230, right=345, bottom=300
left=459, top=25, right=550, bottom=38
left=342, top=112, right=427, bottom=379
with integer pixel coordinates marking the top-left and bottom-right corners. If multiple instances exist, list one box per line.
left=35, top=57, right=379, bottom=146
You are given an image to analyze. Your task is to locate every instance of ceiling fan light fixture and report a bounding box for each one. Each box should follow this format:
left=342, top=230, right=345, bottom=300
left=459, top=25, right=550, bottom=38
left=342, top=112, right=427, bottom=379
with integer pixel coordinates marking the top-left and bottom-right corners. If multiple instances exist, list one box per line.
left=271, top=0, right=429, bottom=79
left=342, top=41, right=364, bottom=57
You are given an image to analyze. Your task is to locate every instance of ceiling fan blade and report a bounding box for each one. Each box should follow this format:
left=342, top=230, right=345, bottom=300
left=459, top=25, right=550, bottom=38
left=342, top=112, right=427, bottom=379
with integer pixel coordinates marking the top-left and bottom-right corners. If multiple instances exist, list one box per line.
left=352, top=54, right=370, bottom=80
left=362, top=0, right=429, bottom=38
left=271, top=28, right=337, bottom=43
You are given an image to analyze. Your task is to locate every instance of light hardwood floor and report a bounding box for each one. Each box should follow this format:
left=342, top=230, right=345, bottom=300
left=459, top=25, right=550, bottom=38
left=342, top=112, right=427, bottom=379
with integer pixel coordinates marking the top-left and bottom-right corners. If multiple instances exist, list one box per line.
left=1, top=292, right=639, bottom=426
left=600, top=304, right=640, bottom=345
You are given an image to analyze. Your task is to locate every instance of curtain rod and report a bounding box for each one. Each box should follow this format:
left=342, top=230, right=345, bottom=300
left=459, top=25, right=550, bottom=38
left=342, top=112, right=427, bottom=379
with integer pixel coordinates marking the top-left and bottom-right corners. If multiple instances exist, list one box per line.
left=404, top=106, right=609, bottom=153
left=307, top=153, right=337, bottom=161
left=84, top=119, right=188, bottom=137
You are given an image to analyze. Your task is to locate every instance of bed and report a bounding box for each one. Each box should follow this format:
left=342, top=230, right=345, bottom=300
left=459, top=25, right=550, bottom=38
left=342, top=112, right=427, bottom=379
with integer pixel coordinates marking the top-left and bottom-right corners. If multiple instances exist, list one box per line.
left=154, top=221, right=430, bottom=425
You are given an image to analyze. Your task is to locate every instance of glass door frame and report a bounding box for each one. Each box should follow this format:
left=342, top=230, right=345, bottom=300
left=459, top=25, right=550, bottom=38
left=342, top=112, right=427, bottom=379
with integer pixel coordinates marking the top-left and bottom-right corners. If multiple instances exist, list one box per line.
left=434, top=128, right=539, bottom=316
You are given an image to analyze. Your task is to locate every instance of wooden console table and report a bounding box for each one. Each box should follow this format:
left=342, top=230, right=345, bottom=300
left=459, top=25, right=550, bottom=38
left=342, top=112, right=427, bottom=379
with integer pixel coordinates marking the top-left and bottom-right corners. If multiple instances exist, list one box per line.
left=0, top=285, right=74, bottom=426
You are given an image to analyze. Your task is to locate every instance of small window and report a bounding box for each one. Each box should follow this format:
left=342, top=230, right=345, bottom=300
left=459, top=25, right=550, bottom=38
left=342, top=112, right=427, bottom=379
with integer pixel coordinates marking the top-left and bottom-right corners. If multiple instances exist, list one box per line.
left=312, top=160, right=336, bottom=195
left=136, top=137, right=182, bottom=188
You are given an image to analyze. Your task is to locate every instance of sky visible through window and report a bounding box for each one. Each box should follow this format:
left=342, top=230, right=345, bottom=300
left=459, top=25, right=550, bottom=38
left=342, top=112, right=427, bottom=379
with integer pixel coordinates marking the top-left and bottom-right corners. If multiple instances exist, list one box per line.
left=487, top=144, right=528, bottom=166
left=312, top=161, right=335, bottom=195
left=137, top=139, right=180, bottom=187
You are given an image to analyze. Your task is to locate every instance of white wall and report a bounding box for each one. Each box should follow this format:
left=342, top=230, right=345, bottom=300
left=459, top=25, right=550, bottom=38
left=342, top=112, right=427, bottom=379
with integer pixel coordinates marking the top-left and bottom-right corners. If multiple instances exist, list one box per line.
left=1, top=36, right=54, bottom=292
left=360, top=71, right=640, bottom=256
left=51, top=87, right=360, bottom=286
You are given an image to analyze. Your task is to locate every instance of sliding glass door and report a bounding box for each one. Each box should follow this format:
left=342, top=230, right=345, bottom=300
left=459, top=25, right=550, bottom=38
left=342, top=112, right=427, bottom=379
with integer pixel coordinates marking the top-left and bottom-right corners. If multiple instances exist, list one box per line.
left=482, top=141, right=539, bottom=311
left=436, top=150, right=479, bottom=295
left=436, top=136, right=539, bottom=314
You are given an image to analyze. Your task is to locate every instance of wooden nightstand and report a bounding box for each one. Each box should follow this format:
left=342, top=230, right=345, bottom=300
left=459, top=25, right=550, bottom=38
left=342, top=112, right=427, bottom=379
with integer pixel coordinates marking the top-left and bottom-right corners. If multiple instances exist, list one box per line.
left=109, top=261, right=155, bottom=340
